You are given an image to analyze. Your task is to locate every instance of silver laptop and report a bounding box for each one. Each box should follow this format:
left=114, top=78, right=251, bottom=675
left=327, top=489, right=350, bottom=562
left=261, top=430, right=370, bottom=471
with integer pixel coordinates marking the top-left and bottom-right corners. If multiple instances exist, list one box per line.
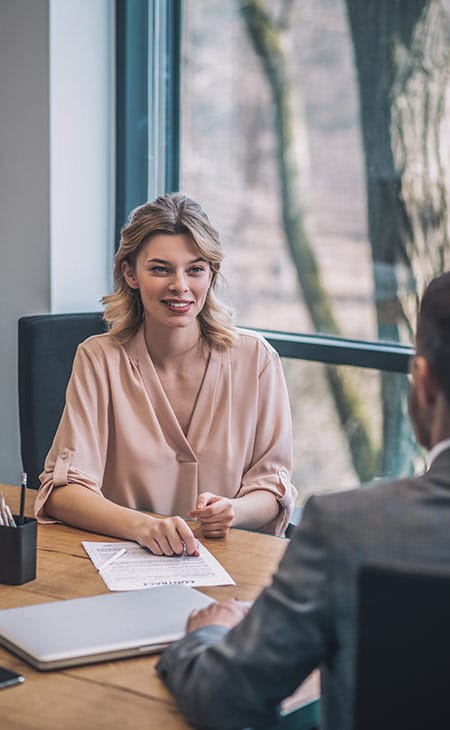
left=0, top=585, right=213, bottom=671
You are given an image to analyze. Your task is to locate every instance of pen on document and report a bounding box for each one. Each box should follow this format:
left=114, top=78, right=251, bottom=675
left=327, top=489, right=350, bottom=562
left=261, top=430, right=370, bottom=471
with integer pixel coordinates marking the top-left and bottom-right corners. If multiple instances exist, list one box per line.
left=97, top=548, right=127, bottom=573
left=19, top=472, right=27, bottom=526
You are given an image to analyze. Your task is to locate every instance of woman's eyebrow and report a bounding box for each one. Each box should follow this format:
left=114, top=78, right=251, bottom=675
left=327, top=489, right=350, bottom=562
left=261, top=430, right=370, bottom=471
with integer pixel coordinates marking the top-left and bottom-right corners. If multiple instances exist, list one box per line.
left=145, top=257, right=207, bottom=264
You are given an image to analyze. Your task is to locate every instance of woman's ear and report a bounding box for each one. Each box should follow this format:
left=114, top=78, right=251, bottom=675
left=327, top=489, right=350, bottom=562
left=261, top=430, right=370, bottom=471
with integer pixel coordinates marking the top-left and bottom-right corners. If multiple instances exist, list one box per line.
left=122, top=261, right=139, bottom=290
left=208, top=265, right=218, bottom=287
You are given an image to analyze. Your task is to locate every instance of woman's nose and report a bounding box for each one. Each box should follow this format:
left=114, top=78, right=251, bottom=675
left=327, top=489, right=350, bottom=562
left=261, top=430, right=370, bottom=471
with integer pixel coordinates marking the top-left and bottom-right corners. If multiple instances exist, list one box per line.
left=168, top=270, right=189, bottom=293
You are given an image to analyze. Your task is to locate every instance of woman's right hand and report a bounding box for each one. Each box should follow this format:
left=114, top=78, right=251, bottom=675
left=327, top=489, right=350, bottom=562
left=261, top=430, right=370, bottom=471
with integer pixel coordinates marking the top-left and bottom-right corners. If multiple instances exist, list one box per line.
left=136, top=514, right=199, bottom=556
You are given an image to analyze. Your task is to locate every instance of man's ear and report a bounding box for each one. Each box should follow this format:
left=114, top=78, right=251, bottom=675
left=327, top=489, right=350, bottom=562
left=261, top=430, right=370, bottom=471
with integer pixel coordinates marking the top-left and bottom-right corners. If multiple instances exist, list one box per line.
left=411, top=355, right=438, bottom=407
left=122, top=261, right=139, bottom=290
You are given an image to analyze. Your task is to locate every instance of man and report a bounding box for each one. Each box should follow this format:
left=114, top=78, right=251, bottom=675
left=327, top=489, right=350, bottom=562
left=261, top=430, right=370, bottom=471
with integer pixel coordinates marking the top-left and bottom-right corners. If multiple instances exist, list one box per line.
left=157, top=272, right=450, bottom=730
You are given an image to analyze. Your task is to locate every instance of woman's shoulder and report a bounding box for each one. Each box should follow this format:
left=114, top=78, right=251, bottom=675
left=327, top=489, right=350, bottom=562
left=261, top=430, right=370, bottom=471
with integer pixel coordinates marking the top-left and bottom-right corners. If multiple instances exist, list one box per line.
left=229, top=327, right=279, bottom=366
left=234, top=327, right=278, bottom=354
left=76, top=331, right=127, bottom=364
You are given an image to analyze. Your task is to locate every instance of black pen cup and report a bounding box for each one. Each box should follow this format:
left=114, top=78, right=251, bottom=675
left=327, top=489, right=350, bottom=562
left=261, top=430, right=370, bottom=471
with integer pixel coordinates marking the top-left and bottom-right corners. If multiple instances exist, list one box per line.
left=0, top=517, right=37, bottom=585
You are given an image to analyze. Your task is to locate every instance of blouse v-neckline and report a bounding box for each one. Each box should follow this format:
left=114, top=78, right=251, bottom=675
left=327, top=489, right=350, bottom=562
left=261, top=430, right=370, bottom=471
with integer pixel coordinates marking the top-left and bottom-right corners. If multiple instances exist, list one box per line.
left=128, top=326, right=222, bottom=457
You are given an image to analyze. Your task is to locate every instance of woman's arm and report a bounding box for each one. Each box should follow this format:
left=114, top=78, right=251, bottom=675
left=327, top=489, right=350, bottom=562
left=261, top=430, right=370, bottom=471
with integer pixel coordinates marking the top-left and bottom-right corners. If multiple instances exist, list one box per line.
left=191, top=344, right=296, bottom=538
left=191, top=344, right=297, bottom=538
left=46, top=483, right=199, bottom=555
left=236, top=346, right=297, bottom=535
left=37, top=341, right=197, bottom=555
left=190, top=489, right=279, bottom=537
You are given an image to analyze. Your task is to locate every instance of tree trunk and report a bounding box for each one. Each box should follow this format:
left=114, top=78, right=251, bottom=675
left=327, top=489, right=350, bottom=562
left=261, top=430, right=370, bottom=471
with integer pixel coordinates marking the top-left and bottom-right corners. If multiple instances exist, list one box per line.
left=240, top=0, right=379, bottom=481
left=346, top=0, right=450, bottom=474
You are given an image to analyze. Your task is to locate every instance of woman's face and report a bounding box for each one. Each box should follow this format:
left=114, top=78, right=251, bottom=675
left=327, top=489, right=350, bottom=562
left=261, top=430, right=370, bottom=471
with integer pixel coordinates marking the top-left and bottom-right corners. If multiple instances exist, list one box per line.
left=123, top=233, right=212, bottom=333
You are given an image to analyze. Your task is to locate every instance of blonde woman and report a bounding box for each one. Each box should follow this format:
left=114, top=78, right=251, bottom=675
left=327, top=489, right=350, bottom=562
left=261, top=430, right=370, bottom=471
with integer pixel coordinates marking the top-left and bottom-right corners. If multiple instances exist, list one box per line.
left=35, top=193, right=297, bottom=555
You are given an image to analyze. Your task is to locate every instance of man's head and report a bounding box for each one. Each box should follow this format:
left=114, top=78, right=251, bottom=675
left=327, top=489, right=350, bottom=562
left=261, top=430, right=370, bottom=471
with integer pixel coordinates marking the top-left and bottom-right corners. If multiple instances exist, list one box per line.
left=409, top=272, right=450, bottom=449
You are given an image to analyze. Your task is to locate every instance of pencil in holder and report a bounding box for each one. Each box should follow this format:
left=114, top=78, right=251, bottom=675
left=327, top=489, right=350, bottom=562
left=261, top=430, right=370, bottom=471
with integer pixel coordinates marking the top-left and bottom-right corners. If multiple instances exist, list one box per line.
left=0, top=517, right=37, bottom=585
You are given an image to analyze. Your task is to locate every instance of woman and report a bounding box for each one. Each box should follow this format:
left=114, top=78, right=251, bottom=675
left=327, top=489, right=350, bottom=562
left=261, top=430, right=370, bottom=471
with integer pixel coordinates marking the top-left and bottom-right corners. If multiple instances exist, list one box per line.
left=35, top=193, right=297, bottom=555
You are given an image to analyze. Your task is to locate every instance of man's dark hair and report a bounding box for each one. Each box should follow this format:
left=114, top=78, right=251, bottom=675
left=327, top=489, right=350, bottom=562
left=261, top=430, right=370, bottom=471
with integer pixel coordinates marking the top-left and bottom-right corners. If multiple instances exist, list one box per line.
left=416, top=271, right=450, bottom=402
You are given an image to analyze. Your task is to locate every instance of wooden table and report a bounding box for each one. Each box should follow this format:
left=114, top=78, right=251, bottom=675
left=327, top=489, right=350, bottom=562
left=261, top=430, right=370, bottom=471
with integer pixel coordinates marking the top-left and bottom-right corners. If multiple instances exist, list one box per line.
left=0, top=484, right=319, bottom=730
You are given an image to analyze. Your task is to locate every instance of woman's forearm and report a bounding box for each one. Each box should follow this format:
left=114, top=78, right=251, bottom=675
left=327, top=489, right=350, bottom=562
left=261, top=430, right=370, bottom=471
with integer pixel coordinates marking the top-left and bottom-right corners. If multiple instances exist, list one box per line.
left=45, top=483, right=153, bottom=540
left=45, top=483, right=199, bottom=555
left=231, top=490, right=280, bottom=530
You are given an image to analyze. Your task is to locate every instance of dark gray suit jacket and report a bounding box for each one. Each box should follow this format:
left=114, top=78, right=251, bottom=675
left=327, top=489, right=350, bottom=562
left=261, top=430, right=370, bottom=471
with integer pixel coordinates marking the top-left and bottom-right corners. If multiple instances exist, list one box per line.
left=157, top=449, right=450, bottom=730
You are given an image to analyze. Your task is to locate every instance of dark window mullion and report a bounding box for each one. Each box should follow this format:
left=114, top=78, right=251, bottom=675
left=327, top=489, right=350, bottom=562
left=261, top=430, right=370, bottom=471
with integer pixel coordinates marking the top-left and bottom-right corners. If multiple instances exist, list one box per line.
left=164, top=0, right=182, bottom=193
left=252, top=328, right=413, bottom=373
left=115, top=0, right=149, bottom=248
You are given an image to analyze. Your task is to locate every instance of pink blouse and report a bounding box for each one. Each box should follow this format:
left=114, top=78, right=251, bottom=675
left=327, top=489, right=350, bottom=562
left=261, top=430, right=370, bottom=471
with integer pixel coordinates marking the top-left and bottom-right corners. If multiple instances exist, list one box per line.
left=35, top=326, right=297, bottom=535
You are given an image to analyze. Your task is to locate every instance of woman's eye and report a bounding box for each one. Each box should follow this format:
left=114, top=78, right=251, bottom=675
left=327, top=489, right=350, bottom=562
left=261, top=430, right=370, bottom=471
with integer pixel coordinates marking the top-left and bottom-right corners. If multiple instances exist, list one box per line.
left=151, top=266, right=168, bottom=274
left=190, top=266, right=205, bottom=274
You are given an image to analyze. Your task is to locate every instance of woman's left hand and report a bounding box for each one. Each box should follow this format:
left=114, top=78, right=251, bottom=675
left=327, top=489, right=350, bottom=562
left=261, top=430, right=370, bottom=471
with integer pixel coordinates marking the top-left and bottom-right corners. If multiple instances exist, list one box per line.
left=189, top=491, right=234, bottom=538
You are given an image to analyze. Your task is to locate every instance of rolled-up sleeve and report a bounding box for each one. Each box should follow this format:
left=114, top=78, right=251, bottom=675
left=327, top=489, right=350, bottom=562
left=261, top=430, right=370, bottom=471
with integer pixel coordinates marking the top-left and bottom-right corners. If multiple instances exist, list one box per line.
left=34, top=342, right=109, bottom=523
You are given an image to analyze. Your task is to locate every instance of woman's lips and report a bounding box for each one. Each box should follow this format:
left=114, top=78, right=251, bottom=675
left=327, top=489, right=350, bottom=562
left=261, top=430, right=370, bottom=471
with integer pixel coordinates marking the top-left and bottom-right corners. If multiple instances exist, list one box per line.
left=162, top=299, right=193, bottom=313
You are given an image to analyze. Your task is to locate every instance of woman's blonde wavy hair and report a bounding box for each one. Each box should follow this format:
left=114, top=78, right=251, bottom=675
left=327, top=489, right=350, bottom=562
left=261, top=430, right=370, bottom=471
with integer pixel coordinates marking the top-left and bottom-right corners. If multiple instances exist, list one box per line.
left=102, top=193, right=236, bottom=349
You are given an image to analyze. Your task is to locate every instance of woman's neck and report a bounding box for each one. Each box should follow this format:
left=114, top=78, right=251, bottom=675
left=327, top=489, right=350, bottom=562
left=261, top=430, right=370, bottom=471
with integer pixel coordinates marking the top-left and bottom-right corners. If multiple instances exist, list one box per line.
left=143, top=320, right=206, bottom=372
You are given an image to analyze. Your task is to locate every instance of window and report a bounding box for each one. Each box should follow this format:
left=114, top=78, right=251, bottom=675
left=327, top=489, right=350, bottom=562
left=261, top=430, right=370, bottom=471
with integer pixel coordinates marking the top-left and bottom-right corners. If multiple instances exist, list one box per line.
left=118, top=0, right=449, bottom=499
left=181, top=0, right=443, bottom=347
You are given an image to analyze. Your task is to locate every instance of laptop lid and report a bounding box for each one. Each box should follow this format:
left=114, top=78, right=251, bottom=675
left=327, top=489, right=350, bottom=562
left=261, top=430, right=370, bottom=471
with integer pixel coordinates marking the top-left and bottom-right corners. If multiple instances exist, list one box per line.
left=0, top=585, right=213, bottom=671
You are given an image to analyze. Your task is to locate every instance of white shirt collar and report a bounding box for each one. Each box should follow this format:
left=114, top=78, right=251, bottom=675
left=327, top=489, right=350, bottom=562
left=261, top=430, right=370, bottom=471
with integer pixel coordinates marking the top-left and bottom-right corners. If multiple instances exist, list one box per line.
left=428, top=438, right=450, bottom=466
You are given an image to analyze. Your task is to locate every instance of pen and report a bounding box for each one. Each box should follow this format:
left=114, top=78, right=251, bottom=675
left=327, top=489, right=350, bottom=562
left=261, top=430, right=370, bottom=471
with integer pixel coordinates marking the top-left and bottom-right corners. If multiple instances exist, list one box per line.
left=19, top=472, right=27, bottom=526
left=97, top=548, right=127, bottom=573
left=4, top=503, right=17, bottom=528
left=0, top=495, right=15, bottom=527
left=0, top=496, right=7, bottom=526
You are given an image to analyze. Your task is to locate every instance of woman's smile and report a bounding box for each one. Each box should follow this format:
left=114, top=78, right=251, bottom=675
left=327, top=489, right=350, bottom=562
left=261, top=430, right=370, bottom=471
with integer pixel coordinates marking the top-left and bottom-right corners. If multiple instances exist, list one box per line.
left=162, top=298, right=194, bottom=314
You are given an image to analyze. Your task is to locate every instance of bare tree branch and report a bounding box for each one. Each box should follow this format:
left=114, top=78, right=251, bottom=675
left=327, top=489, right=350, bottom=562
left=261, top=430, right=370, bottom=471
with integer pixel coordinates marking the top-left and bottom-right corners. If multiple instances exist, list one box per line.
left=240, top=0, right=379, bottom=481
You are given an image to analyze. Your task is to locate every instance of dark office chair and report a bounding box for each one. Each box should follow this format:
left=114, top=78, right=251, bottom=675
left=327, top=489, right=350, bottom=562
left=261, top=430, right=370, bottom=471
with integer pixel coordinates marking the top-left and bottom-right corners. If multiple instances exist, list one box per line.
left=18, top=312, right=106, bottom=489
left=354, top=563, right=450, bottom=730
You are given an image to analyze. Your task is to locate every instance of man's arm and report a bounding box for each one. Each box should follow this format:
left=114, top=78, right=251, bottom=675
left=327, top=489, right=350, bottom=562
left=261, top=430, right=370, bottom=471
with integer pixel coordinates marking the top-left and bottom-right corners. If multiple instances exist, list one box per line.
left=156, top=497, right=331, bottom=730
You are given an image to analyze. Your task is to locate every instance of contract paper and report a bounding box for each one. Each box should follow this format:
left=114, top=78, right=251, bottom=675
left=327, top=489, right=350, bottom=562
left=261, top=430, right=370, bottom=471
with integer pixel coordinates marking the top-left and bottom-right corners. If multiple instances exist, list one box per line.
left=82, top=540, right=236, bottom=591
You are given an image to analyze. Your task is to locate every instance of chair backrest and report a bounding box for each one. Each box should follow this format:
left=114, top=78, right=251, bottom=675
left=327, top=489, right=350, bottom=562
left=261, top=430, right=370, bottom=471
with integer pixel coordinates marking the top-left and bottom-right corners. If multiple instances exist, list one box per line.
left=18, top=313, right=106, bottom=489
left=354, top=563, right=450, bottom=730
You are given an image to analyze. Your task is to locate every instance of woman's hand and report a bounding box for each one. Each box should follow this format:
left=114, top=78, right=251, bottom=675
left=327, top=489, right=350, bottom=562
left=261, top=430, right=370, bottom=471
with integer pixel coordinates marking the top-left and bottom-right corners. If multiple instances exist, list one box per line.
left=189, top=492, right=235, bottom=538
left=186, top=599, right=251, bottom=632
left=136, top=514, right=199, bottom=556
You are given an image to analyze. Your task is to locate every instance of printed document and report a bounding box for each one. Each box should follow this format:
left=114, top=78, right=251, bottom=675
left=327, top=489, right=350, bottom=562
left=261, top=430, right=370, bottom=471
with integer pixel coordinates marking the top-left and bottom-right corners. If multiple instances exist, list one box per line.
left=82, top=540, right=235, bottom=591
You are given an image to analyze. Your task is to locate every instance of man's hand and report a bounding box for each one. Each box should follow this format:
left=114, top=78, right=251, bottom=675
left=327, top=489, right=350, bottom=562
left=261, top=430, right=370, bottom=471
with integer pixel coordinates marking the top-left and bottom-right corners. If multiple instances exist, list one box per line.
left=186, top=599, right=251, bottom=632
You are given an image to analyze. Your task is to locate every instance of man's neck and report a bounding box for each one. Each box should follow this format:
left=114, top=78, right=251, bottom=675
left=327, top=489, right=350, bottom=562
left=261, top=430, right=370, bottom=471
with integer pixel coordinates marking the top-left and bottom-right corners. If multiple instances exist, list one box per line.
left=428, top=395, right=450, bottom=450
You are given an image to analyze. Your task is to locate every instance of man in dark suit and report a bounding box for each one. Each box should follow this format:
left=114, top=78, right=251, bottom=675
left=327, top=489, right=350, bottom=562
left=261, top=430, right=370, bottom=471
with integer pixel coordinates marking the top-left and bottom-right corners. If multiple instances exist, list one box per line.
left=157, top=272, right=450, bottom=730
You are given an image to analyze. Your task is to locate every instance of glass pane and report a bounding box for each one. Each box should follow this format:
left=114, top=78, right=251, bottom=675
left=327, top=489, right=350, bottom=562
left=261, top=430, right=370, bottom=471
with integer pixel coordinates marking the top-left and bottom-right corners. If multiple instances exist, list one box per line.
left=282, top=358, right=426, bottom=504
left=181, top=0, right=450, bottom=347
